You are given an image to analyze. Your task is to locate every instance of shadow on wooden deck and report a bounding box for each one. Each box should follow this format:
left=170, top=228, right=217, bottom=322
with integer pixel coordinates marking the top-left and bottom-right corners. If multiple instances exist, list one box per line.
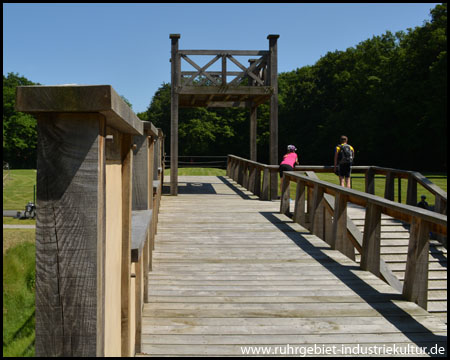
left=259, top=210, right=447, bottom=354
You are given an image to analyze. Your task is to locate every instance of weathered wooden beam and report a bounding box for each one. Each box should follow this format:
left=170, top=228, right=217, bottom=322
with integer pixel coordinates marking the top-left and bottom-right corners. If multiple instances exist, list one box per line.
left=16, top=85, right=143, bottom=135
left=132, top=133, right=150, bottom=211
left=16, top=85, right=149, bottom=357
left=32, top=113, right=107, bottom=357
left=403, top=217, right=430, bottom=309
left=365, top=167, right=375, bottom=194
left=179, top=49, right=269, bottom=56
left=131, top=210, right=153, bottom=263
left=406, top=173, right=417, bottom=206
left=181, top=71, right=243, bottom=77
left=178, top=85, right=273, bottom=96
left=361, top=202, right=382, bottom=277
left=121, top=134, right=133, bottom=356
left=206, top=101, right=249, bottom=108
left=280, top=176, right=290, bottom=216
left=250, top=105, right=257, bottom=161
left=332, top=193, right=355, bottom=260
left=254, top=167, right=261, bottom=197
left=262, top=167, right=270, bottom=201
left=170, top=34, right=180, bottom=196
left=311, top=184, right=325, bottom=239
left=384, top=171, right=395, bottom=201
left=222, top=55, right=227, bottom=85
left=293, top=180, right=306, bottom=227
left=268, top=35, right=279, bottom=199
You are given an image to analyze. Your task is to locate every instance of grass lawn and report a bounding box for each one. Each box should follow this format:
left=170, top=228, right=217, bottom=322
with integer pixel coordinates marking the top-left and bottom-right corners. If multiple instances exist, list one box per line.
left=3, top=230, right=36, bottom=357
left=3, top=170, right=37, bottom=210
left=164, top=167, right=226, bottom=176
left=3, top=217, right=36, bottom=225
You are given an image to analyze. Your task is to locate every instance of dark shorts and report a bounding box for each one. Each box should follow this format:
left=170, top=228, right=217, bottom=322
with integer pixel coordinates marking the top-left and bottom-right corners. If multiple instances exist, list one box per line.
left=279, top=164, right=294, bottom=177
left=338, top=163, right=352, bottom=178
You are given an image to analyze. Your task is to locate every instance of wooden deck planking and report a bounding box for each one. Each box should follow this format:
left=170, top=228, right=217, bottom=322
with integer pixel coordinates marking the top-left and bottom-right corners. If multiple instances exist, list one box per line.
left=139, top=176, right=447, bottom=357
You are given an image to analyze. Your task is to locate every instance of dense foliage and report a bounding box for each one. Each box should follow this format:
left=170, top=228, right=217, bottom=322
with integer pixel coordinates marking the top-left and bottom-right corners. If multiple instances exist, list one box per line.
left=4, top=4, right=447, bottom=171
left=3, top=73, right=39, bottom=169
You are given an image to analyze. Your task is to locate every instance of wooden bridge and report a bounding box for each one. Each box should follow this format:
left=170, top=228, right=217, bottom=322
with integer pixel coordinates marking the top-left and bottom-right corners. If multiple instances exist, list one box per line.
left=16, top=86, right=447, bottom=357
left=141, top=175, right=446, bottom=357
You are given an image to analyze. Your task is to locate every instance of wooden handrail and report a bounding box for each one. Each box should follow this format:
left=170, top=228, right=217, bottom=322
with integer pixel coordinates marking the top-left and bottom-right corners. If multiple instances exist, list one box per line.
left=227, top=155, right=447, bottom=310
left=227, top=155, right=447, bottom=214
left=280, top=170, right=447, bottom=310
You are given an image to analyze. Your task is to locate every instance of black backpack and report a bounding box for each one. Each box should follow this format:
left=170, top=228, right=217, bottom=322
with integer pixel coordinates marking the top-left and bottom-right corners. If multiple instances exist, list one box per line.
left=339, top=144, right=353, bottom=164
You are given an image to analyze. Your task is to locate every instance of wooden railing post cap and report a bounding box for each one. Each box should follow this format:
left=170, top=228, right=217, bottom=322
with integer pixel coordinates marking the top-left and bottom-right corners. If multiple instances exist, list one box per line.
left=170, top=34, right=180, bottom=39
left=267, top=34, right=280, bottom=40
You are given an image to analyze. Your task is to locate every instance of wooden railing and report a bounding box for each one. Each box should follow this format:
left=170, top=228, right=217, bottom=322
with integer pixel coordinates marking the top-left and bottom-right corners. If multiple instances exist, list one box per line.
left=227, top=155, right=447, bottom=217
left=226, top=155, right=447, bottom=310
left=16, top=85, right=164, bottom=357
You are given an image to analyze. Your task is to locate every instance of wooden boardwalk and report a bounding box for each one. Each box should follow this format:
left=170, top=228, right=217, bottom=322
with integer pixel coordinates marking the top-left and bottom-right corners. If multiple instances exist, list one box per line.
left=139, top=176, right=447, bottom=357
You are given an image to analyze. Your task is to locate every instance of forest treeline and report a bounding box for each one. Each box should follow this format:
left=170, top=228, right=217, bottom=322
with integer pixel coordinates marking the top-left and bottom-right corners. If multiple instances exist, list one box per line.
left=3, top=4, right=446, bottom=171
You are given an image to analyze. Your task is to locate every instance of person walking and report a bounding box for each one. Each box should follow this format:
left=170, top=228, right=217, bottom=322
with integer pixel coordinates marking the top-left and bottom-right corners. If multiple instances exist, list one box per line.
left=334, top=135, right=355, bottom=188
left=279, top=145, right=299, bottom=196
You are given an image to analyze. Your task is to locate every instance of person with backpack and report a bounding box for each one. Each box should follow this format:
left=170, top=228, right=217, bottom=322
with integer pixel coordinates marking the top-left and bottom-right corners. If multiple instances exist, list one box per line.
left=334, top=135, right=354, bottom=188
left=279, top=144, right=299, bottom=196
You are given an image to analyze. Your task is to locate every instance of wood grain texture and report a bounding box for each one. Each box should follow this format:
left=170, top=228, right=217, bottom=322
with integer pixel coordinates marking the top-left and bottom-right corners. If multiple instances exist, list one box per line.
left=35, top=113, right=104, bottom=356
left=139, top=176, right=446, bottom=357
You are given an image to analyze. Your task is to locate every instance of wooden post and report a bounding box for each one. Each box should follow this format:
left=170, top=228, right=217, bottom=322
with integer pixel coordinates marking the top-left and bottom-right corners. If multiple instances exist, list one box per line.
left=306, top=186, right=314, bottom=230
left=254, top=167, right=261, bottom=197
left=33, top=113, right=107, bottom=356
left=311, top=184, right=325, bottom=239
left=248, top=165, right=256, bottom=195
left=403, top=217, right=430, bottom=309
left=226, top=156, right=231, bottom=177
left=133, top=122, right=156, bottom=306
left=132, top=134, right=150, bottom=210
left=365, top=167, right=375, bottom=194
left=250, top=105, right=257, bottom=161
left=332, top=193, right=355, bottom=260
left=16, top=85, right=143, bottom=357
left=324, top=209, right=333, bottom=246
left=243, top=162, right=249, bottom=190
left=237, top=160, right=244, bottom=186
left=233, top=158, right=239, bottom=182
left=280, top=175, right=290, bottom=216
left=434, top=194, right=447, bottom=247
left=262, top=167, right=270, bottom=200
left=121, top=134, right=133, bottom=356
left=361, top=202, right=382, bottom=277
left=384, top=171, right=395, bottom=201
left=170, top=34, right=180, bottom=195
left=268, top=35, right=279, bottom=200
left=406, top=174, right=417, bottom=206
left=293, top=180, right=306, bottom=226
left=248, top=58, right=258, bottom=162
left=222, top=54, right=227, bottom=85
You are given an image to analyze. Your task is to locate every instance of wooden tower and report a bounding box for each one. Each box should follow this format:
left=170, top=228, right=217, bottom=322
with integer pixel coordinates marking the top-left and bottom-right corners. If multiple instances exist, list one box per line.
left=170, top=34, right=279, bottom=196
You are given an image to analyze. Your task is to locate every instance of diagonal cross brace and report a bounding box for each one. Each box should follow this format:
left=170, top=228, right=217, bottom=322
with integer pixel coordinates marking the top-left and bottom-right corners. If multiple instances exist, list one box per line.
left=182, top=54, right=221, bottom=86
left=228, top=55, right=265, bottom=86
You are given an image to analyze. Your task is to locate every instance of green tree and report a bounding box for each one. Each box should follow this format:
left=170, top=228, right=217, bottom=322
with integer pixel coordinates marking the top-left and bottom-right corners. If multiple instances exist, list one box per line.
left=3, top=73, right=39, bottom=168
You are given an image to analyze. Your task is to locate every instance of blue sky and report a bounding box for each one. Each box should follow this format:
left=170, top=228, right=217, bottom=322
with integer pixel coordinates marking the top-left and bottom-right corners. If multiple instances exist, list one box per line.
left=3, top=3, right=439, bottom=114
